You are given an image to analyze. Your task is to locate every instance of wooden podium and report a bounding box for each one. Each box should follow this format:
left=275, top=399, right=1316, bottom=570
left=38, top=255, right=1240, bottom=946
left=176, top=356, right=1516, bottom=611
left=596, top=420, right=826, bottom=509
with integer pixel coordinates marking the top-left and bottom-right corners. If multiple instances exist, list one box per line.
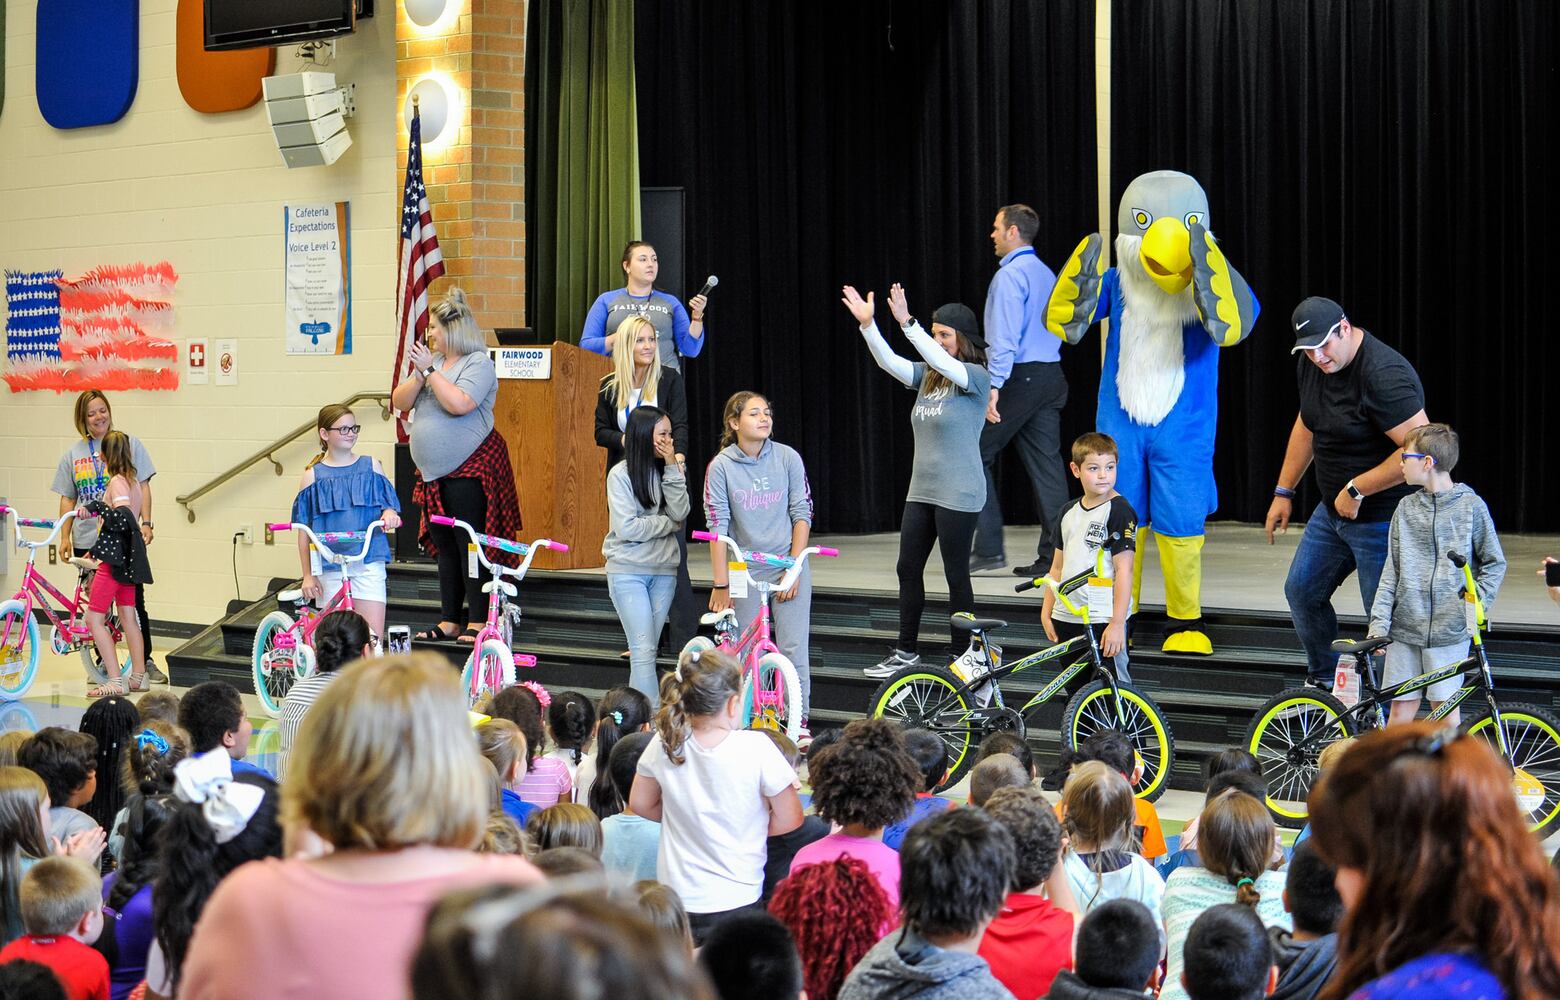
left=492, top=342, right=610, bottom=570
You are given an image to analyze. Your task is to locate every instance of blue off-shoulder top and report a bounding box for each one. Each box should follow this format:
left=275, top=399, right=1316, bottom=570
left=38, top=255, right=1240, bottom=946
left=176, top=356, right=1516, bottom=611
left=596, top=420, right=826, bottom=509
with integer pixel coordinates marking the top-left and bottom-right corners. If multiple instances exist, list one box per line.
left=290, top=456, right=400, bottom=565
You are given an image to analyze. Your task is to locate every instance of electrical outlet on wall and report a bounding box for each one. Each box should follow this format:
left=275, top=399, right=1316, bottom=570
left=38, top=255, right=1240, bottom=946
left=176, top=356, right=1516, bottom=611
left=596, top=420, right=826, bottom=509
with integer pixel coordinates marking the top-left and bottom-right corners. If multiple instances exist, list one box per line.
left=238, top=524, right=254, bottom=545
left=48, top=544, right=58, bottom=564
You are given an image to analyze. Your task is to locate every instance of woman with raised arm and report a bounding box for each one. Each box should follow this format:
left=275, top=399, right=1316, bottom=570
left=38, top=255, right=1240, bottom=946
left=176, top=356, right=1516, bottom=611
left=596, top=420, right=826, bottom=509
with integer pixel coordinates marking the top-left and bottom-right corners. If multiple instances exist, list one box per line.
left=841, top=283, right=991, bottom=678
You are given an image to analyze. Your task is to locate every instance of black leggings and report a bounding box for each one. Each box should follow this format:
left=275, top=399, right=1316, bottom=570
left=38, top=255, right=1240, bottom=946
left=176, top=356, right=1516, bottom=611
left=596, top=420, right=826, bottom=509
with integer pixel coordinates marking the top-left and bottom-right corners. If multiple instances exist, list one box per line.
left=897, top=501, right=978, bottom=654
left=429, top=477, right=488, bottom=625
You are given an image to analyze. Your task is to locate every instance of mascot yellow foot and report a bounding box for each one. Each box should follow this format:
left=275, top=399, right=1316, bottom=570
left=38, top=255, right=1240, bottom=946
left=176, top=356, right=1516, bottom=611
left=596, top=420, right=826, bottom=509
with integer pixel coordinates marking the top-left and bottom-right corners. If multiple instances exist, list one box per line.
left=1158, top=533, right=1212, bottom=655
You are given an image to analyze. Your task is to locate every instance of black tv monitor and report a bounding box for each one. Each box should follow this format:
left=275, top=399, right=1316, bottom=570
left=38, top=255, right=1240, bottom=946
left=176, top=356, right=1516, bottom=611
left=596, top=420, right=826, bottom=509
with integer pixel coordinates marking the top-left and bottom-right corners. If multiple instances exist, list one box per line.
left=205, top=0, right=356, bottom=52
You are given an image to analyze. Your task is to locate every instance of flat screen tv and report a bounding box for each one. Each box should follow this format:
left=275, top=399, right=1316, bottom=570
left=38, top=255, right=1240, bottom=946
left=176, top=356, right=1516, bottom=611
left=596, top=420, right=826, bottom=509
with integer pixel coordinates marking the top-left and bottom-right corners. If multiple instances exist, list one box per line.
left=205, top=0, right=356, bottom=52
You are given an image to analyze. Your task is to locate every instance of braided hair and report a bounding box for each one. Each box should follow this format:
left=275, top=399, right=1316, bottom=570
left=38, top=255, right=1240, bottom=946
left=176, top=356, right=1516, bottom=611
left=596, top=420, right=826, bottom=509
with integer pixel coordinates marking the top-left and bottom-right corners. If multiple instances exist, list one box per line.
left=654, top=649, right=742, bottom=766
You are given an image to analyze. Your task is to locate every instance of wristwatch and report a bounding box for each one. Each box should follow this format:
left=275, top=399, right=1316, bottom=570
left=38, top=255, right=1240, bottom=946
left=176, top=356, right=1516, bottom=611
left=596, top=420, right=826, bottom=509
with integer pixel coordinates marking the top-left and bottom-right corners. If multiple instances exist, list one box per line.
left=1345, top=480, right=1366, bottom=503
left=140, top=520, right=154, bottom=529
left=422, top=364, right=437, bottom=379
left=901, top=316, right=918, bottom=330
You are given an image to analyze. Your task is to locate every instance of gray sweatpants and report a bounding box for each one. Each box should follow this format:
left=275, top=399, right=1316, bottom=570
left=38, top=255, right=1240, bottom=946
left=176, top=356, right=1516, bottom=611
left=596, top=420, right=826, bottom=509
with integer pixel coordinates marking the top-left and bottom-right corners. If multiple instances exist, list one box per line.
left=731, top=563, right=813, bottom=718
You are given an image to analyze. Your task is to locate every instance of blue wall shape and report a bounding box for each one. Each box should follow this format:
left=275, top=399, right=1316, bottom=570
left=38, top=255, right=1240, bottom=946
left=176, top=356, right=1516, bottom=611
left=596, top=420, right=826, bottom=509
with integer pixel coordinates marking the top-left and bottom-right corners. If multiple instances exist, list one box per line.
left=37, top=0, right=139, bottom=129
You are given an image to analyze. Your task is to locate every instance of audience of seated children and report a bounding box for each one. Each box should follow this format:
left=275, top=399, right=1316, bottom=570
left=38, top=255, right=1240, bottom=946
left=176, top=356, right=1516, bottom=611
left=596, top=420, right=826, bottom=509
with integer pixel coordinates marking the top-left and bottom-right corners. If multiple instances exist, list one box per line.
left=1043, top=899, right=1162, bottom=999
left=788, top=718, right=920, bottom=925
left=412, top=882, right=714, bottom=1000
left=599, top=731, right=661, bottom=882
left=543, top=691, right=597, bottom=789
left=969, top=754, right=1030, bottom=808
left=1058, top=762, right=1165, bottom=940
left=476, top=719, right=537, bottom=827
left=581, top=687, right=653, bottom=815
left=974, top=732, right=1036, bottom=780
left=1292, top=737, right=1354, bottom=848
left=525, top=803, right=603, bottom=857
left=629, top=650, right=802, bottom=944
left=1, top=768, right=103, bottom=947
left=1160, top=787, right=1290, bottom=1000
left=1062, top=730, right=1166, bottom=862
left=1180, top=904, right=1276, bottom=1000
left=18, top=730, right=102, bottom=844
left=699, top=909, right=805, bottom=1000
left=1268, top=842, right=1340, bottom=1000
left=0, top=958, right=68, bottom=1000
left=484, top=684, right=572, bottom=808
left=759, top=730, right=828, bottom=901
left=77, top=698, right=139, bottom=854
left=108, top=722, right=187, bottom=866
left=1172, top=748, right=1260, bottom=854
left=175, top=654, right=541, bottom=1000
left=100, top=793, right=172, bottom=1000
left=176, top=682, right=269, bottom=780
left=1309, top=723, right=1560, bottom=999
left=278, top=609, right=371, bottom=780
left=633, top=880, right=694, bottom=957
left=769, top=857, right=892, bottom=1000
left=979, top=785, right=1082, bottom=998
left=0, top=857, right=108, bottom=1000
left=882, top=729, right=953, bottom=850
left=838, top=808, right=1015, bottom=1000
left=1156, top=768, right=1273, bottom=879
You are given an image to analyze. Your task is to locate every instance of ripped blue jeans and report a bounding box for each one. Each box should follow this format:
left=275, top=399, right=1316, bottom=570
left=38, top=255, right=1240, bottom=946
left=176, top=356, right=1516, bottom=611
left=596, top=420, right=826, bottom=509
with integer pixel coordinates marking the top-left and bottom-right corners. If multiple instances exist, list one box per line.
left=608, top=571, right=677, bottom=705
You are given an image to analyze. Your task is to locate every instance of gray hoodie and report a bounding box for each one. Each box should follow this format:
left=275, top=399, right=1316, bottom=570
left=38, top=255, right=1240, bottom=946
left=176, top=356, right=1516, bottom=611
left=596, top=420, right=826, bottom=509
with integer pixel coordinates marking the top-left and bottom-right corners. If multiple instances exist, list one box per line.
left=601, top=461, right=689, bottom=575
left=702, top=440, right=813, bottom=558
left=838, top=929, right=1015, bottom=1000
left=1369, top=483, right=1506, bottom=647
left=1267, top=928, right=1338, bottom=1000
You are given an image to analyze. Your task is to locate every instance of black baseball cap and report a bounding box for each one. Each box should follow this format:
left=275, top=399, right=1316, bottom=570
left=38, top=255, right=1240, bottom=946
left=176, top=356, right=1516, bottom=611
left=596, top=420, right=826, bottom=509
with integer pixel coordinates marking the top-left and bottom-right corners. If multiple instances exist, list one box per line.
left=932, top=303, right=985, bottom=350
left=1290, top=297, right=1348, bottom=353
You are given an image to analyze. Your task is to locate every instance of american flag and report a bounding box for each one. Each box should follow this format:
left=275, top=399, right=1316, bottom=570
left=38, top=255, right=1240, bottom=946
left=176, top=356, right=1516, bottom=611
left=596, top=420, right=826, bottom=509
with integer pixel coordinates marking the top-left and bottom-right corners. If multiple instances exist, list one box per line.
left=391, top=108, right=446, bottom=441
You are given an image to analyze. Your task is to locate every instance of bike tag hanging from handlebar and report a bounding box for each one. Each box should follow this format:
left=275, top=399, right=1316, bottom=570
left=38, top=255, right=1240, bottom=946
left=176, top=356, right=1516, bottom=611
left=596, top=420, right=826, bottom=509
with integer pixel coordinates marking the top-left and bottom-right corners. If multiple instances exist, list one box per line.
left=728, top=559, right=749, bottom=599
left=468, top=543, right=479, bottom=580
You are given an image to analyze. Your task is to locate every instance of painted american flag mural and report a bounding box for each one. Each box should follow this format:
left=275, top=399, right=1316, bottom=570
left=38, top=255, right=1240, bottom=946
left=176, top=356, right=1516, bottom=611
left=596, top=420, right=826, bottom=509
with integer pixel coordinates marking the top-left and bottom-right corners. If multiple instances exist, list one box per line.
left=3, top=262, right=180, bottom=392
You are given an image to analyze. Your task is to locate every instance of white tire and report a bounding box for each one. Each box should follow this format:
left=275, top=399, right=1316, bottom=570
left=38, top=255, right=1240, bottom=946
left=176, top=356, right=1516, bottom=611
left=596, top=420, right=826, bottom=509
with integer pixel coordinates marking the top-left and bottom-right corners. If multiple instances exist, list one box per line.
left=741, top=651, right=804, bottom=744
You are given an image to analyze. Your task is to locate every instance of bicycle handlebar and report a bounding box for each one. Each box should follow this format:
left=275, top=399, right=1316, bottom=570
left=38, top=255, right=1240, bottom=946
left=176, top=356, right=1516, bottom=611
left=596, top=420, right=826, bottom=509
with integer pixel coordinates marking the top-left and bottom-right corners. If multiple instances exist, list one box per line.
left=428, top=515, right=567, bottom=578
left=271, top=521, right=385, bottom=565
left=692, top=530, right=838, bottom=588
left=1014, top=568, right=1093, bottom=618
left=1, top=506, right=96, bottom=549
left=1447, top=550, right=1487, bottom=633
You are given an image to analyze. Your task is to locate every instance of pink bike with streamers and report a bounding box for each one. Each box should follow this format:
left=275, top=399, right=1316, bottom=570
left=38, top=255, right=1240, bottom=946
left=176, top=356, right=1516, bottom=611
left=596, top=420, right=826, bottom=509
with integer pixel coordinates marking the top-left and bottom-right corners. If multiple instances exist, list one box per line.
left=686, top=530, right=838, bottom=743
left=428, top=514, right=568, bottom=706
left=251, top=520, right=385, bottom=717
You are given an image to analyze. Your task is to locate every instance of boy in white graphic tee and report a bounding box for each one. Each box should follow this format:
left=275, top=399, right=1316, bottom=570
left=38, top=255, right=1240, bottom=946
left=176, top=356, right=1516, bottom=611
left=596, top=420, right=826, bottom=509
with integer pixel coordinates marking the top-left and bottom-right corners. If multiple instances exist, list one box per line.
left=1041, top=433, right=1137, bottom=679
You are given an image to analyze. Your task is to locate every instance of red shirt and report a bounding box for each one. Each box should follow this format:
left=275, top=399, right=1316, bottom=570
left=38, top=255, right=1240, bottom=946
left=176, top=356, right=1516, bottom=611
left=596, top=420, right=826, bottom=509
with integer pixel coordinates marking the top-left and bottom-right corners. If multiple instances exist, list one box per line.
left=0, top=933, right=110, bottom=1000
left=977, top=892, right=1073, bottom=1000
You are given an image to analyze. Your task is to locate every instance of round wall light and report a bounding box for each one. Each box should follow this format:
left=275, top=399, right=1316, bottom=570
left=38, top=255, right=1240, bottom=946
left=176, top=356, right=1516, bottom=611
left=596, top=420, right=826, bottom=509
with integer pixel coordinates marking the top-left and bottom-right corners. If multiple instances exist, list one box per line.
left=404, top=0, right=446, bottom=27
left=404, top=76, right=458, bottom=146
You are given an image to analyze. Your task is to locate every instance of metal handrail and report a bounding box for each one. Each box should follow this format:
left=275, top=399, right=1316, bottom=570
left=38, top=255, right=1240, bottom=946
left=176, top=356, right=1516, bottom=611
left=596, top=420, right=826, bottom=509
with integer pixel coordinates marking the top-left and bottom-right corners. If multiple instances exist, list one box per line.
left=176, top=391, right=393, bottom=523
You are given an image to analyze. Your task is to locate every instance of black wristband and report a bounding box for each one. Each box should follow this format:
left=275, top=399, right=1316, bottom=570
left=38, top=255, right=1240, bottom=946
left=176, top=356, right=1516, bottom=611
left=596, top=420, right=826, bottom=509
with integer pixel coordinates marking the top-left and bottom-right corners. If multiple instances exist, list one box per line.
left=1273, top=486, right=1296, bottom=499
left=711, top=584, right=729, bottom=590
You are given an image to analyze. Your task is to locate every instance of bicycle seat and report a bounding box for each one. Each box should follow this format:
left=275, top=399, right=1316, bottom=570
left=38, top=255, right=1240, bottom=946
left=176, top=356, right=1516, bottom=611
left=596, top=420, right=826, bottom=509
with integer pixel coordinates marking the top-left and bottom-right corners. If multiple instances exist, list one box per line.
left=481, top=580, right=518, bottom=598
left=951, top=612, right=1007, bottom=633
left=1332, top=636, right=1392, bottom=656
left=276, top=588, right=305, bottom=604
left=700, top=609, right=739, bottom=627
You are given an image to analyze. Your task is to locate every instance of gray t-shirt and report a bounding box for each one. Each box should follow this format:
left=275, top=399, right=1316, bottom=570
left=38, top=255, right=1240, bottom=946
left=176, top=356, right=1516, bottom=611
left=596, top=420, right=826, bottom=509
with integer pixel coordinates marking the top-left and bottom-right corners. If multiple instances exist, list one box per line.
left=905, top=362, right=992, bottom=513
left=49, top=805, right=100, bottom=843
left=51, top=434, right=157, bottom=549
left=408, top=351, right=499, bottom=481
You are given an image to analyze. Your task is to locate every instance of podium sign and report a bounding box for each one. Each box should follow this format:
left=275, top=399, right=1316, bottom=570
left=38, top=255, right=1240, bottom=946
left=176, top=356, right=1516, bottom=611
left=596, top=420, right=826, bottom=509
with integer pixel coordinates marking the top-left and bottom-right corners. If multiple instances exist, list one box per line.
left=491, top=347, right=552, bottom=380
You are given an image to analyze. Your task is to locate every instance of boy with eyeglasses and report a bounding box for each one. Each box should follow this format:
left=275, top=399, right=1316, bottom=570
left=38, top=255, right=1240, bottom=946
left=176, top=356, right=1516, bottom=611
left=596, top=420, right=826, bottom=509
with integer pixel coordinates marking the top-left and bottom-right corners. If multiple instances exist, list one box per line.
left=1367, top=422, right=1505, bottom=726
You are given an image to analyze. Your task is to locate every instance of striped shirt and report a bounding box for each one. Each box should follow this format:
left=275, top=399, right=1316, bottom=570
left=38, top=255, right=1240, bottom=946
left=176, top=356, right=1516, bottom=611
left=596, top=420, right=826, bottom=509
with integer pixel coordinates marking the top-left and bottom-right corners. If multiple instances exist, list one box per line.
left=278, top=672, right=341, bottom=780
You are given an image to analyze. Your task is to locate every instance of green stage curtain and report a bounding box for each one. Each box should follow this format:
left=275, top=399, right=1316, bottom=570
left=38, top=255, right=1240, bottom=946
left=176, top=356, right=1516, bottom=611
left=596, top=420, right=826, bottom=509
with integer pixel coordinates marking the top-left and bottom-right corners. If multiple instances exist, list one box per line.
left=526, top=0, right=641, bottom=346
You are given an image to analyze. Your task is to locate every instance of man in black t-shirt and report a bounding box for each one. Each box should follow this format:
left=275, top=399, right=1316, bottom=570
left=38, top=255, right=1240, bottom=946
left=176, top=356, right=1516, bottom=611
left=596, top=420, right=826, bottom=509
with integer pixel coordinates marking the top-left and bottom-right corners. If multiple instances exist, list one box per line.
left=1265, top=297, right=1429, bottom=686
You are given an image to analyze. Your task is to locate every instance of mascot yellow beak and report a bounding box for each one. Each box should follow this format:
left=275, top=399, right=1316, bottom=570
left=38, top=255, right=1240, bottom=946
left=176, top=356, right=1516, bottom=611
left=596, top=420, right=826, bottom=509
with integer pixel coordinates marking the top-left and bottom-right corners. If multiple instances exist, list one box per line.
left=1140, top=217, right=1193, bottom=294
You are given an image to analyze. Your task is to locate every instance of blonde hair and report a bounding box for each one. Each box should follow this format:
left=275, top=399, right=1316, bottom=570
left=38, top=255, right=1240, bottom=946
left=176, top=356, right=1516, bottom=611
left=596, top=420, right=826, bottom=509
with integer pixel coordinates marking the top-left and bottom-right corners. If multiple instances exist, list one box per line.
left=430, top=287, right=487, bottom=356
left=1317, top=737, right=1356, bottom=773
left=284, top=653, right=489, bottom=851
left=100, top=430, right=137, bottom=483
left=477, top=718, right=528, bottom=786
left=0, top=732, right=32, bottom=769
left=1198, top=788, right=1278, bottom=907
left=1403, top=422, right=1460, bottom=473
left=72, top=390, right=111, bottom=440
left=525, top=803, right=604, bottom=857
left=20, top=856, right=100, bottom=936
left=608, top=315, right=662, bottom=410
left=654, top=650, right=743, bottom=766
left=720, top=391, right=768, bottom=449
left=1061, top=761, right=1137, bottom=904
left=307, top=404, right=355, bottom=469
left=479, top=811, right=527, bottom=855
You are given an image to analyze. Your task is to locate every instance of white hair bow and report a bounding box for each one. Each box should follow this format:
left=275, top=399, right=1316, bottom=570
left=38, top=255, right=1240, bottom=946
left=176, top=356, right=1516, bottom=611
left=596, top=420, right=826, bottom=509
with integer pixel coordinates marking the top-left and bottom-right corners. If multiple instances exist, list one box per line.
left=173, top=750, right=265, bottom=845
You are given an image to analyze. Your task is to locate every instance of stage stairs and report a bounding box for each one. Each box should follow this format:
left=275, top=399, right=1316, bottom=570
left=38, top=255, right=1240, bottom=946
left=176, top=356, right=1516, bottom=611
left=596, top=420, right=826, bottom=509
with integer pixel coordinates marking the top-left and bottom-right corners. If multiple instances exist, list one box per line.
left=169, top=560, right=1560, bottom=791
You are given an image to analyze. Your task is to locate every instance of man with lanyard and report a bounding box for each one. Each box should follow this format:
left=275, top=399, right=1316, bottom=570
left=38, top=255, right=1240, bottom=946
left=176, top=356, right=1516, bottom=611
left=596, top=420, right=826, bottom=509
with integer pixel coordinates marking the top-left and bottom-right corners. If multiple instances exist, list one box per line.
left=1266, top=297, right=1429, bottom=688
left=970, top=203, right=1069, bottom=577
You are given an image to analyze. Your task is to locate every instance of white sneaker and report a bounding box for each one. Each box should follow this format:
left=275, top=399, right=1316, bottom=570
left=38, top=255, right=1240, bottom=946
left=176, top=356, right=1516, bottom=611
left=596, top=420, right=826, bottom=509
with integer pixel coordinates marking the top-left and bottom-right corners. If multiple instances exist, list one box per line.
left=865, top=650, right=919, bottom=679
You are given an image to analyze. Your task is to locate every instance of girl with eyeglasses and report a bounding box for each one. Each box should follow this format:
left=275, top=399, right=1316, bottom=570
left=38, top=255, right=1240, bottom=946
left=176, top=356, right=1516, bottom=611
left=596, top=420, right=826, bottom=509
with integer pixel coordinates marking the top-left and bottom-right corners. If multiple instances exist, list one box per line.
left=290, top=403, right=402, bottom=644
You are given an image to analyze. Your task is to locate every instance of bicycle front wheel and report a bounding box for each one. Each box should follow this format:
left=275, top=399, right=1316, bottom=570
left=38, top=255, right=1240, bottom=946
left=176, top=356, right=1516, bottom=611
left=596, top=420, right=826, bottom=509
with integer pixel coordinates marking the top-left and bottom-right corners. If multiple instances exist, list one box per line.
left=0, top=600, right=40, bottom=701
left=1062, top=681, right=1177, bottom=803
left=465, top=639, right=516, bottom=707
left=742, top=652, right=803, bottom=743
left=1245, top=688, right=1354, bottom=829
left=1463, top=703, right=1560, bottom=839
left=870, top=665, right=980, bottom=792
left=252, top=611, right=301, bottom=717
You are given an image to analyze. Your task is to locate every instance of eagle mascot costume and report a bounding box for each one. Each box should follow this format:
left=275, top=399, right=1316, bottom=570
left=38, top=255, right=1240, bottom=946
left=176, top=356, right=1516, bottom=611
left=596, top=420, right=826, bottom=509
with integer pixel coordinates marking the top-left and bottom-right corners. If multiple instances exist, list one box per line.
left=1045, top=170, right=1258, bottom=654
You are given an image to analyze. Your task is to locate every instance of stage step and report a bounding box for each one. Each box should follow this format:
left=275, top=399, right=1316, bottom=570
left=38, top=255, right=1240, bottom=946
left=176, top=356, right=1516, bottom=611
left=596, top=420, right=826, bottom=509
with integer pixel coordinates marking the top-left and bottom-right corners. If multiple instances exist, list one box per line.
left=169, top=559, right=1560, bottom=791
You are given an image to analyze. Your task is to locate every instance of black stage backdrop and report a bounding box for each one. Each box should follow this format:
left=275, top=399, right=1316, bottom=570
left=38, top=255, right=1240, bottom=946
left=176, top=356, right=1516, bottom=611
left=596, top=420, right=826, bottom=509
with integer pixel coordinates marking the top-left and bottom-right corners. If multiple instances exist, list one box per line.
left=633, top=0, right=1099, bottom=533
left=1111, top=0, right=1559, bottom=531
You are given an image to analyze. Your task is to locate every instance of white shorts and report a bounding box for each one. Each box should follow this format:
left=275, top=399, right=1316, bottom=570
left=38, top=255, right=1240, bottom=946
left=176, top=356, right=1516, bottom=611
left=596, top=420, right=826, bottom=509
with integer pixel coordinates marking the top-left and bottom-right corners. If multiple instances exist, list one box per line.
left=1383, top=638, right=1472, bottom=703
left=318, top=560, right=387, bottom=606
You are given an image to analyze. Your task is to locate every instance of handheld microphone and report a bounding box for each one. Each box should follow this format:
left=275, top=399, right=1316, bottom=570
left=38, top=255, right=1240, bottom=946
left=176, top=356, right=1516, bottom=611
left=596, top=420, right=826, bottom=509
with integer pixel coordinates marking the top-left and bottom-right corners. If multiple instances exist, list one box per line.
left=695, top=275, right=719, bottom=300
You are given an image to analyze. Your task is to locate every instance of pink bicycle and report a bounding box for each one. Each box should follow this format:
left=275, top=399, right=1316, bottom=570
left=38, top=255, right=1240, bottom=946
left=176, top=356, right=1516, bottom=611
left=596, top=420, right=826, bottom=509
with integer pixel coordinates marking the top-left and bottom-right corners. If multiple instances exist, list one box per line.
left=251, top=520, right=384, bottom=717
left=685, top=530, right=837, bottom=743
left=429, top=514, right=567, bottom=706
left=0, top=504, right=132, bottom=700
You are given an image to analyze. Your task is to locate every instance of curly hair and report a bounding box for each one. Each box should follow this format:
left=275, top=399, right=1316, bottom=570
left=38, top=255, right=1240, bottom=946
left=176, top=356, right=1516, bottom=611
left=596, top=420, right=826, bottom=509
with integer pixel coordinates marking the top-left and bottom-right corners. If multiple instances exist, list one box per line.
left=486, top=685, right=546, bottom=764
left=769, top=857, right=891, bottom=1000
left=806, top=718, right=919, bottom=830
left=983, top=784, right=1063, bottom=891
left=120, top=720, right=190, bottom=798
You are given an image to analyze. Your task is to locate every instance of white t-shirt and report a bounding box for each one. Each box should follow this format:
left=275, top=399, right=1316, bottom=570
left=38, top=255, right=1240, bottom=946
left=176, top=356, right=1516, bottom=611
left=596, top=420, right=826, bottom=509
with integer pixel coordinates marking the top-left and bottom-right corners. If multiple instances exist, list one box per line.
left=636, top=728, right=795, bottom=913
left=1062, top=849, right=1167, bottom=957
left=572, top=753, right=601, bottom=805
left=1053, top=495, right=1138, bottom=624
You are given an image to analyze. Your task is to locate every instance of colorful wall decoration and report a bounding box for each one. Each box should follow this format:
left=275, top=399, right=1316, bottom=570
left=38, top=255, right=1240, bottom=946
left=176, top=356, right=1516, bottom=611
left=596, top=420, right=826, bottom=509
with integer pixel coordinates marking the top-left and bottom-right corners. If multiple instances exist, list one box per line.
left=3, top=263, right=180, bottom=392
left=175, top=0, right=273, bottom=114
left=37, top=0, right=139, bottom=129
